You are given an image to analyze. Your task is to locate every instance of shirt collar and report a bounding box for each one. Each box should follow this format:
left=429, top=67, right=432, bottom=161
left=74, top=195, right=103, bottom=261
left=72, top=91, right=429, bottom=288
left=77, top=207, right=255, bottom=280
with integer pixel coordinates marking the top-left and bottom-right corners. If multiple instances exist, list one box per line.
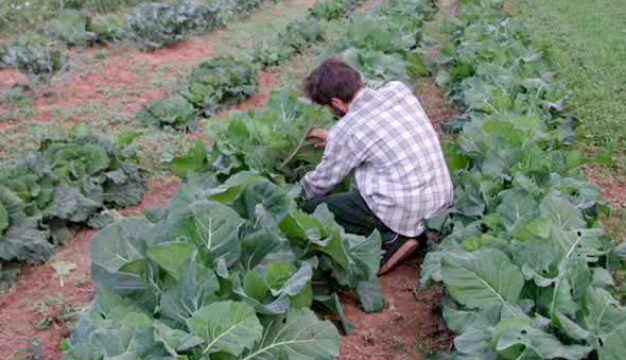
left=348, top=87, right=369, bottom=111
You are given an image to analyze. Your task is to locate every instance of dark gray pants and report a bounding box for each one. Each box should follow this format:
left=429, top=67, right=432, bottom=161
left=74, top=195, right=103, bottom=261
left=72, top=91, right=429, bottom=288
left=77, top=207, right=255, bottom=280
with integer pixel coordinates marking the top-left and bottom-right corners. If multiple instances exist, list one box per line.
left=302, top=191, right=397, bottom=242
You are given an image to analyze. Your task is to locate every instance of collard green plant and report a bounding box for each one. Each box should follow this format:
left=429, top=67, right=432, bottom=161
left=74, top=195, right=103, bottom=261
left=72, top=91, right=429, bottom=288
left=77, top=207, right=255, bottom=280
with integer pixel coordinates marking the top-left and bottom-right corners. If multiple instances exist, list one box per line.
left=87, top=13, right=125, bottom=43
left=170, top=88, right=334, bottom=181
left=136, top=94, right=199, bottom=131
left=307, top=0, right=362, bottom=20
left=278, top=19, right=324, bottom=54
left=45, top=9, right=96, bottom=47
left=0, top=125, right=145, bottom=292
left=0, top=43, right=10, bottom=69
left=11, top=32, right=49, bottom=47
left=126, top=2, right=223, bottom=51
left=64, top=171, right=383, bottom=358
left=252, top=42, right=293, bottom=67
left=9, top=45, right=68, bottom=91
left=179, top=55, right=259, bottom=116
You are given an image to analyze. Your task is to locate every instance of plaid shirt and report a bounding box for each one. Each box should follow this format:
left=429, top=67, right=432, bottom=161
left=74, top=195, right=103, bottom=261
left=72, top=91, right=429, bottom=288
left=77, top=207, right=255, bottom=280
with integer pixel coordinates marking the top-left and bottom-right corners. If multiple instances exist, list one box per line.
left=301, top=81, right=453, bottom=237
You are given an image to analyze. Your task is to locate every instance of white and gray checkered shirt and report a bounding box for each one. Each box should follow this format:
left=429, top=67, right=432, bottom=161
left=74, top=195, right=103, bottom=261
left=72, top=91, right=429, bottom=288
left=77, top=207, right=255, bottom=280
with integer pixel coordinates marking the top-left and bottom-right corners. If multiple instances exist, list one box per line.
left=301, top=81, right=453, bottom=237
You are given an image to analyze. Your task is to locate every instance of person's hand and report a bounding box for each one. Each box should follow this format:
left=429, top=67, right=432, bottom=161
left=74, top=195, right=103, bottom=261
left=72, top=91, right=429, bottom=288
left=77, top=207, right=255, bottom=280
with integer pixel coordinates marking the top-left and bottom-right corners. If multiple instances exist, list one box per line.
left=306, top=128, right=329, bottom=148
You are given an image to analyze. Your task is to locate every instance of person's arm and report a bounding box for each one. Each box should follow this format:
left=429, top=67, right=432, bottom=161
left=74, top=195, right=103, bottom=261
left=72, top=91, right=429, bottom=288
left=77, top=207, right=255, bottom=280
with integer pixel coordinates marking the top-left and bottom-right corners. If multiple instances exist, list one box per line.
left=300, top=125, right=364, bottom=200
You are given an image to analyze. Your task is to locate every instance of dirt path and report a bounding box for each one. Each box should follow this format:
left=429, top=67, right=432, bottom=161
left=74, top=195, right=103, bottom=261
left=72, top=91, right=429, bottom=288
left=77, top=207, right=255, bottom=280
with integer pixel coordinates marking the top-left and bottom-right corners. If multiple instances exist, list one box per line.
left=339, top=260, right=453, bottom=360
left=0, top=0, right=460, bottom=358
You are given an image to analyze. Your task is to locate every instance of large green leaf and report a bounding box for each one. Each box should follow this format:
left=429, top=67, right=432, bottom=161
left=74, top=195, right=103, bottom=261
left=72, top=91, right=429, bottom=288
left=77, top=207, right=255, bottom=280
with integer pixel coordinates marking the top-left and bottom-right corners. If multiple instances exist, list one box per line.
left=303, top=205, right=350, bottom=270
left=188, top=301, right=263, bottom=357
left=495, top=188, right=539, bottom=233
left=89, top=217, right=152, bottom=274
left=343, top=231, right=382, bottom=282
left=145, top=242, right=195, bottom=280
left=240, top=308, right=339, bottom=360
left=265, top=261, right=313, bottom=297
left=166, top=200, right=244, bottom=267
left=102, top=173, right=145, bottom=207
left=445, top=305, right=501, bottom=357
left=48, top=184, right=102, bottom=222
left=356, top=279, right=384, bottom=312
left=154, top=321, right=204, bottom=357
left=0, top=217, right=51, bottom=263
left=582, top=287, right=626, bottom=358
left=160, top=257, right=220, bottom=326
left=599, top=323, right=626, bottom=360
left=169, top=140, right=208, bottom=178
left=441, top=249, right=524, bottom=311
left=496, top=322, right=592, bottom=359
left=232, top=178, right=291, bottom=225
left=0, top=203, right=8, bottom=233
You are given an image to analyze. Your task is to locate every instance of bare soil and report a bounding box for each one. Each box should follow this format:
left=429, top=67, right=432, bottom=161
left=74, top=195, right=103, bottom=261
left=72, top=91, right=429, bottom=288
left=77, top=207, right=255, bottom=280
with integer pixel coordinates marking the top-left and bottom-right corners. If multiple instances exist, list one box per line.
left=339, top=258, right=453, bottom=360
left=583, top=165, right=626, bottom=207
left=0, top=0, right=460, bottom=358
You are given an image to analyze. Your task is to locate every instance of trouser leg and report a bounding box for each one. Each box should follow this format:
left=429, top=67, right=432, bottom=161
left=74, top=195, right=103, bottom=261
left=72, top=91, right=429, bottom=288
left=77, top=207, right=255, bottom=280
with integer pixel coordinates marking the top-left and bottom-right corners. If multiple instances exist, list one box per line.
left=301, top=191, right=397, bottom=241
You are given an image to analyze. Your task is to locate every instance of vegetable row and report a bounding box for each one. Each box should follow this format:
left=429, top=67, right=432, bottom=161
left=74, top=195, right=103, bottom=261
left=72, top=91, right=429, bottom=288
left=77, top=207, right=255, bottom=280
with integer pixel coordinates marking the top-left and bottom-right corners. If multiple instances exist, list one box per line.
left=136, top=0, right=363, bottom=131
left=0, top=0, right=280, bottom=90
left=422, top=1, right=625, bottom=359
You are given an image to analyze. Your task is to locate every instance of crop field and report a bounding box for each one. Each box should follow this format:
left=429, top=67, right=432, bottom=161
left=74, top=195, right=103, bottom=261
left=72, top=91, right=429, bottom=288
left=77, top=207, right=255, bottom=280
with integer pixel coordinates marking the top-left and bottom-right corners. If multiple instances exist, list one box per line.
left=0, top=0, right=624, bottom=359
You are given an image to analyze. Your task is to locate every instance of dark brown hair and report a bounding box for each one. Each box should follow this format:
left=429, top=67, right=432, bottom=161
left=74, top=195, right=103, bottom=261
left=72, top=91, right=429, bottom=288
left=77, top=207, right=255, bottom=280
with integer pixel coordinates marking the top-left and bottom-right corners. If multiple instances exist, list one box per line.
left=303, top=57, right=362, bottom=106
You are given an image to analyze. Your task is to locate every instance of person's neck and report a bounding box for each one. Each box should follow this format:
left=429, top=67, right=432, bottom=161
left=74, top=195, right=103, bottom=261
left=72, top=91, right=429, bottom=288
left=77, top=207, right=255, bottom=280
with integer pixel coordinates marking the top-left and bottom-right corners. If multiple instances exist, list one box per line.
left=348, top=87, right=365, bottom=110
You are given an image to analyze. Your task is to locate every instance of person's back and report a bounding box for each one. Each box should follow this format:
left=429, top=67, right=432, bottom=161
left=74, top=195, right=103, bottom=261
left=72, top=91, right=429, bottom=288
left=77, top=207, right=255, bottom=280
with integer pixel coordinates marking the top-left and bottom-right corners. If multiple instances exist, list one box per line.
left=300, top=58, right=453, bottom=274
left=335, top=81, right=453, bottom=237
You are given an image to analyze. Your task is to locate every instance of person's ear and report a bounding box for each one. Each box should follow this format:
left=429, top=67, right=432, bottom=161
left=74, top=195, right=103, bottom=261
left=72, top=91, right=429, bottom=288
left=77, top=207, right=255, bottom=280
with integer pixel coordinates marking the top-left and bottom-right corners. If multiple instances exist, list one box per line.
left=330, top=98, right=348, bottom=113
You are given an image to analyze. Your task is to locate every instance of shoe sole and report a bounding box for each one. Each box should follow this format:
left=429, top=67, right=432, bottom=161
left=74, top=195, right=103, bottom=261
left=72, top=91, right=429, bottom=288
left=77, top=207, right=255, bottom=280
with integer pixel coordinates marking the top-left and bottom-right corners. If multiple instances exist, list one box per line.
left=378, top=238, right=419, bottom=275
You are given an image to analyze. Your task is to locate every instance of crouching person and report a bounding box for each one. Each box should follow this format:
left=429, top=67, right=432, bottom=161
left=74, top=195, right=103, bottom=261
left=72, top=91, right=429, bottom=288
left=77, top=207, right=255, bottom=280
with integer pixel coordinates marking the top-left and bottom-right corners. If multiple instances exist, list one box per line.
left=300, top=58, right=453, bottom=275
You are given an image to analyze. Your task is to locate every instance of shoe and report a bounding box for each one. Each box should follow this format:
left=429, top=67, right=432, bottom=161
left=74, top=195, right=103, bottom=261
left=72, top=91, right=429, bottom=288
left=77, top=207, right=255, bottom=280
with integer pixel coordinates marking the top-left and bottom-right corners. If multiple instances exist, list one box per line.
left=378, top=235, right=419, bottom=275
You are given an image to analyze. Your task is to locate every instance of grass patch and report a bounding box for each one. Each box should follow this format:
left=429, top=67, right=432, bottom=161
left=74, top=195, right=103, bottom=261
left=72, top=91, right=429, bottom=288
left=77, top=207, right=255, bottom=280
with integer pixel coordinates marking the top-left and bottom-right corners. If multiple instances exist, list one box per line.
left=212, top=1, right=318, bottom=56
left=507, top=0, right=626, bottom=239
left=507, top=0, right=626, bottom=170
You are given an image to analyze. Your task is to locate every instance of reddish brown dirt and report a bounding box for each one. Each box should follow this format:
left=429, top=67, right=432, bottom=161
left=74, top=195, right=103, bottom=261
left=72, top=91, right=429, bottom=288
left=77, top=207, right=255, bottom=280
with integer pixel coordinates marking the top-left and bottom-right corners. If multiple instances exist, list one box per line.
left=417, top=78, right=460, bottom=133
left=339, top=258, right=453, bottom=360
left=0, top=229, right=94, bottom=359
left=583, top=165, right=626, bottom=207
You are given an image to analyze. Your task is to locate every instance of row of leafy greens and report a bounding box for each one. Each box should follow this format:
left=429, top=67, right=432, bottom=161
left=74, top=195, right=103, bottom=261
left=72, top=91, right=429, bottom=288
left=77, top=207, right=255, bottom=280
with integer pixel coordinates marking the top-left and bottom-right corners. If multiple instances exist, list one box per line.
left=0, top=0, right=280, bottom=91
left=135, top=0, right=361, bottom=131
left=0, top=125, right=145, bottom=292
left=64, top=0, right=440, bottom=358
left=419, top=1, right=626, bottom=359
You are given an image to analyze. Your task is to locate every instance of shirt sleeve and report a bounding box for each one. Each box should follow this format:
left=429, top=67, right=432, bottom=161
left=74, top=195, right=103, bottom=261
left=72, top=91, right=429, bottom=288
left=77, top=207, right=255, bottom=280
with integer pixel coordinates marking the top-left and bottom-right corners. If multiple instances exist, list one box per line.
left=300, top=125, right=364, bottom=200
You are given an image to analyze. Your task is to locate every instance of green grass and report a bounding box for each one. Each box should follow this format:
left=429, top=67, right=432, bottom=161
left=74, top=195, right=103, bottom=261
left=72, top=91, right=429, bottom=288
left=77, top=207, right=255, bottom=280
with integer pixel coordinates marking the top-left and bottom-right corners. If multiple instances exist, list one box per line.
left=507, top=0, right=626, bottom=165
left=507, top=0, right=626, bottom=239
left=212, top=1, right=320, bottom=55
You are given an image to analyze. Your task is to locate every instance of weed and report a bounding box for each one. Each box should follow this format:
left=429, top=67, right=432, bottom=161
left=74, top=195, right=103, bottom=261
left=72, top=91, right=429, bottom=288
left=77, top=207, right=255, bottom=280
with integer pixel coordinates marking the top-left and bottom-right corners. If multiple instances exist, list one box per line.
left=73, top=275, right=87, bottom=287
left=414, top=338, right=431, bottom=354
left=392, top=336, right=405, bottom=350
left=34, top=294, right=64, bottom=312
left=8, top=337, right=41, bottom=360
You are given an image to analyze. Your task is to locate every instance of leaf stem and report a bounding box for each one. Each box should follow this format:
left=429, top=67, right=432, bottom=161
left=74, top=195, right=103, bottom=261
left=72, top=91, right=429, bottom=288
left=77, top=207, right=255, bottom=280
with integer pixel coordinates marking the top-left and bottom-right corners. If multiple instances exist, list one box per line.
left=277, top=126, right=312, bottom=171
